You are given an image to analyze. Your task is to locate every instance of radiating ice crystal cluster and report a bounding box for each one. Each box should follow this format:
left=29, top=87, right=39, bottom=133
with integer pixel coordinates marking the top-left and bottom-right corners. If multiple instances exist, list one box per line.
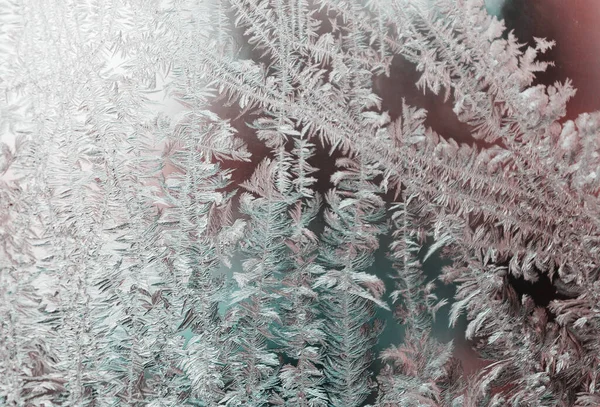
left=1, top=0, right=600, bottom=406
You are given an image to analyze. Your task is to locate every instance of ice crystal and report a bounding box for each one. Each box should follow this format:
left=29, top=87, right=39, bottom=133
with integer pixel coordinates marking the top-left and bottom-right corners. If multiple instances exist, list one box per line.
left=1, top=0, right=599, bottom=406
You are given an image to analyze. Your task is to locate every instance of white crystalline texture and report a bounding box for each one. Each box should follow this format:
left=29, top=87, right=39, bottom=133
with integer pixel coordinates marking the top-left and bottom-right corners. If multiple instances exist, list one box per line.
left=1, top=0, right=600, bottom=406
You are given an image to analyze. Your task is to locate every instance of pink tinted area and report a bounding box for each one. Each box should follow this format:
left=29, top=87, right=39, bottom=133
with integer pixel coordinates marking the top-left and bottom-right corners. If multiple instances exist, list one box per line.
left=454, top=0, right=600, bottom=380
left=518, top=0, right=600, bottom=118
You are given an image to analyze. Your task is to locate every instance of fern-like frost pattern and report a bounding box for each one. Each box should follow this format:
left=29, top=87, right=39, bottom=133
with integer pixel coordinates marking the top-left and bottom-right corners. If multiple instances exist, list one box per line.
left=1, top=0, right=599, bottom=406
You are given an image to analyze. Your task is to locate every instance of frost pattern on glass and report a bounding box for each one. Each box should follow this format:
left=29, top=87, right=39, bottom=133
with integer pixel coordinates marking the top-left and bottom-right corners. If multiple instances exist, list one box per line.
left=1, top=0, right=599, bottom=406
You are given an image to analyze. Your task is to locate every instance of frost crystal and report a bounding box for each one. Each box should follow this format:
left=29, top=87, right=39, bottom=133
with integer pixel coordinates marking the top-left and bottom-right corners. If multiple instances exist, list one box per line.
left=1, top=0, right=599, bottom=406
